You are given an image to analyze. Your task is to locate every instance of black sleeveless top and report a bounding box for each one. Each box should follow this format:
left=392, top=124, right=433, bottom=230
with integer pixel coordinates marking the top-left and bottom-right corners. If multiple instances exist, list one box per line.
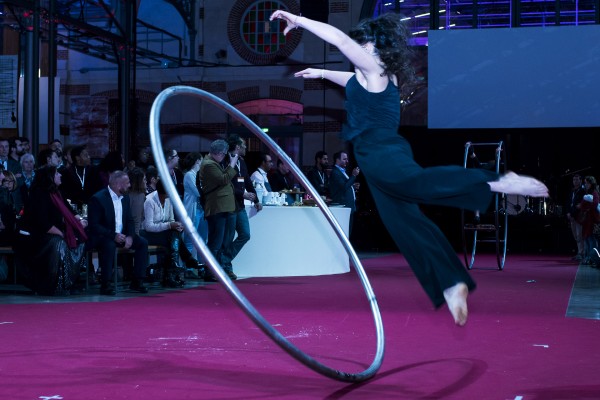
left=342, top=75, right=401, bottom=141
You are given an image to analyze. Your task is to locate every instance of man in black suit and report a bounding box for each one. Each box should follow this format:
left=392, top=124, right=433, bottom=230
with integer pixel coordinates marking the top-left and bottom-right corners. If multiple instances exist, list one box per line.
left=87, top=170, right=148, bottom=295
left=329, top=151, right=360, bottom=232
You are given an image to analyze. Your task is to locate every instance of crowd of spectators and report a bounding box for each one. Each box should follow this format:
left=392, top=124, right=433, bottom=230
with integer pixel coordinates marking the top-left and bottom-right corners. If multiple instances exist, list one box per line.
left=0, top=136, right=368, bottom=295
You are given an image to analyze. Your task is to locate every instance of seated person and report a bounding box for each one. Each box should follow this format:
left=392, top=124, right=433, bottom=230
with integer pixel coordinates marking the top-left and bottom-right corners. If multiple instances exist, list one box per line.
left=250, top=152, right=273, bottom=202
left=15, top=166, right=88, bottom=295
left=0, top=169, right=17, bottom=246
left=87, top=170, right=148, bottom=295
left=269, top=159, right=293, bottom=192
left=141, top=180, right=205, bottom=287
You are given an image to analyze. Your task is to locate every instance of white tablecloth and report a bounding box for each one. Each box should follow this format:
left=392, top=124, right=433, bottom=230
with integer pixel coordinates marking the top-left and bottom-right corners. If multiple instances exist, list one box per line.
left=234, top=206, right=351, bottom=278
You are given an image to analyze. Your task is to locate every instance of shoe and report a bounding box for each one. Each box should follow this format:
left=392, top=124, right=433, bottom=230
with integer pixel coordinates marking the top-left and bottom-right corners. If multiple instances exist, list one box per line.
left=224, top=265, right=237, bottom=280
left=571, top=255, right=583, bottom=261
left=100, top=286, right=116, bottom=296
left=203, top=273, right=218, bottom=283
left=226, top=270, right=237, bottom=280
left=129, top=280, right=149, bottom=294
left=185, top=269, right=201, bottom=279
left=162, top=277, right=181, bottom=288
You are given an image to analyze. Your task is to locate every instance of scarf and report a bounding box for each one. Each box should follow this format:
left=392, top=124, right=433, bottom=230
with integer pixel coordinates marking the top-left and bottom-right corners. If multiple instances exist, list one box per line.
left=49, top=192, right=88, bottom=249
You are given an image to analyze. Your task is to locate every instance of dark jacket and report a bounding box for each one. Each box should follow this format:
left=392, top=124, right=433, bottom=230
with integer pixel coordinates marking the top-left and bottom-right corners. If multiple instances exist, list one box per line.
left=329, top=166, right=356, bottom=211
left=87, top=187, right=136, bottom=246
left=230, top=158, right=258, bottom=211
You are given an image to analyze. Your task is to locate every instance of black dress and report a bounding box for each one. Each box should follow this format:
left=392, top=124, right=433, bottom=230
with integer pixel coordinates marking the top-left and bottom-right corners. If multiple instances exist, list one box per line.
left=15, top=189, right=85, bottom=295
left=344, top=75, right=499, bottom=307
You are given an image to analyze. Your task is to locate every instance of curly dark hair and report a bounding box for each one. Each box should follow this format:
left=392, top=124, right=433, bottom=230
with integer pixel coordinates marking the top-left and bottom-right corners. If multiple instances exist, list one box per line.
left=349, top=13, right=415, bottom=84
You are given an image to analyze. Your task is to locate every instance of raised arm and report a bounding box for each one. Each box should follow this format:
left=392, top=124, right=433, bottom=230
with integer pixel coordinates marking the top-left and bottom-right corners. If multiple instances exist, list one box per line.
left=270, top=10, right=385, bottom=86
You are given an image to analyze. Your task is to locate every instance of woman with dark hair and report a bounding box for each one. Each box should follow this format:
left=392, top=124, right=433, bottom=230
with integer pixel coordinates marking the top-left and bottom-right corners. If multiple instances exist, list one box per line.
left=128, top=167, right=147, bottom=236
left=141, top=179, right=204, bottom=287
left=16, top=166, right=88, bottom=295
left=181, top=152, right=208, bottom=271
left=269, top=10, right=549, bottom=325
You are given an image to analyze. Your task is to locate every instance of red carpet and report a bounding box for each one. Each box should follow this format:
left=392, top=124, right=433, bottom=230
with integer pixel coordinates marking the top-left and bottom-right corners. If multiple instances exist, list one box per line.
left=1, top=254, right=598, bottom=399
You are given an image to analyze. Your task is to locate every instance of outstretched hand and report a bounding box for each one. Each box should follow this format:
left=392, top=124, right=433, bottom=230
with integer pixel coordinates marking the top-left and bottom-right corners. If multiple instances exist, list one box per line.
left=270, top=10, right=299, bottom=35
left=294, top=68, right=322, bottom=79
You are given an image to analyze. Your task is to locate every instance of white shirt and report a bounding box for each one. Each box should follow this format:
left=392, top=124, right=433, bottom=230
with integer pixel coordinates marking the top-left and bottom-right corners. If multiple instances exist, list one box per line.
left=108, top=186, right=123, bottom=233
left=250, top=168, right=270, bottom=191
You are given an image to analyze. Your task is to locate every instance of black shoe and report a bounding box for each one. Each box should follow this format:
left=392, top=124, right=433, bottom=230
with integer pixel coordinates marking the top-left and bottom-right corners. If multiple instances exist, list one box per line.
left=203, top=273, right=218, bottom=282
left=224, top=266, right=237, bottom=281
left=162, top=277, right=180, bottom=288
left=129, top=280, right=149, bottom=294
left=100, top=286, right=116, bottom=296
left=226, top=270, right=237, bottom=280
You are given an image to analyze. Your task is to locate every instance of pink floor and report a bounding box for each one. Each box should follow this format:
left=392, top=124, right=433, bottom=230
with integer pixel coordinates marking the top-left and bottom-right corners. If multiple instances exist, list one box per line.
left=1, top=254, right=598, bottom=399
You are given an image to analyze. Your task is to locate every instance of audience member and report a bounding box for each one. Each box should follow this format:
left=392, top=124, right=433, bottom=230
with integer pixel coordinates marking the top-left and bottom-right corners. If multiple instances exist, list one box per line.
left=60, top=145, right=74, bottom=171
left=127, top=167, right=146, bottom=235
left=306, top=151, right=329, bottom=197
left=61, top=145, right=102, bottom=207
left=329, top=151, right=360, bottom=231
left=579, top=176, right=599, bottom=265
left=8, top=137, right=24, bottom=176
left=181, top=152, right=208, bottom=268
left=14, top=153, right=35, bottom=212
left=49, top=139, right=63, bottom=159
left=135, top=146, right=153, bottom=171
left=269, top=159, right=293, bottom=192
left=87, top=170, right=148, bottom=295
left=0, top=167, right=16, bottom=247
left=98, top=151, right=125, bottom=187
left=165, top=149, right=184, bottom=199
left=145, top=166, right=159, bottom=195
left=250, top=152, right=273, bottom=202
left=16, top=166, right=88, bottom=295
left=221, top=135, right=261, bottom=280
left=566, top=174, right=586, bottom=261
left=37, top=148, right=61, bottom=168
left=20, top=137, right=31, bottom=154
left=142, top=180, right=205, bottom=287
left=0, top=138, right=19, bottom=174
left=199, top=139, right=239, bottom=281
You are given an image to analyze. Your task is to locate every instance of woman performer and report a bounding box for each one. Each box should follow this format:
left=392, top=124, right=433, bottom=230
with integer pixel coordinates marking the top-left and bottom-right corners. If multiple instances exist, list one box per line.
left=269, top=10, right=548, bottom=325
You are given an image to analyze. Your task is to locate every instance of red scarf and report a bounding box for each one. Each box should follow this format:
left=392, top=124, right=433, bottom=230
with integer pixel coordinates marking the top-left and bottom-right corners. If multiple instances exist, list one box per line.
left=49, top=192, right=88, bottom=249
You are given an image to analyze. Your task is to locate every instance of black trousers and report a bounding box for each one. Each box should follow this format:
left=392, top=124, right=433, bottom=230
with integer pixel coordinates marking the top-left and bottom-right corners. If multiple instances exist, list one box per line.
left=352, top=129, right=499, bottom=307
left=93, top=235, right=148, bottom=285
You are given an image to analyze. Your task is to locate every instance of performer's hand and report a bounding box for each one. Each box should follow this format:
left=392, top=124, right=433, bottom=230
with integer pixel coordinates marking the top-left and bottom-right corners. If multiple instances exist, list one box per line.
left=124, top=236, right=133, bottom=249
left=255, top=202, right=263, bottom=211
left=270, top=10, right=299, bottom=35
left=294, top=68, right=322, bottom=80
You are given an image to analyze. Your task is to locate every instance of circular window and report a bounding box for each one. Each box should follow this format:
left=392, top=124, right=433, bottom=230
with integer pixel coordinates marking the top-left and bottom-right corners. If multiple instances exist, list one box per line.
left=228, top=0, right=302, bottom=65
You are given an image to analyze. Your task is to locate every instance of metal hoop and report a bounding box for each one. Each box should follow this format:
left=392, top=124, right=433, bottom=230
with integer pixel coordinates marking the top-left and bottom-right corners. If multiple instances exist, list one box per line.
left=149, top=86, right=385, bottom=382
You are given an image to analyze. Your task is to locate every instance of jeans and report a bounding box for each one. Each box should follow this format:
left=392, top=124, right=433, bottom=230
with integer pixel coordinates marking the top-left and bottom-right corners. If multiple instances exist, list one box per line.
left=221, top=208, right=251, bottom=269
left=206, top=212, right=235, bottom=266
left=183, top=207, right=209, bottom=261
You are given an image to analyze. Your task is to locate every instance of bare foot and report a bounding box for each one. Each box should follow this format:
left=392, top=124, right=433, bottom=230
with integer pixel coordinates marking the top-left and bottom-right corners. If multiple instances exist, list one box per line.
left=443, top=283, right=469, bottom=326
left=489, top=172, right=549, bottom=198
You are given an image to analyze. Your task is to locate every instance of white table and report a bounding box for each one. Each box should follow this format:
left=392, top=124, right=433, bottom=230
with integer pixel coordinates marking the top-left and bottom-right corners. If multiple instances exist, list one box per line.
left=234, top=206, right=351, bottom=278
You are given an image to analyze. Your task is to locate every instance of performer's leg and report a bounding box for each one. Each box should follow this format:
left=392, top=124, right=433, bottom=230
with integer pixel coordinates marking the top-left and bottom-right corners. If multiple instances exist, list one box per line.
left=369, top=184, right=475, bottom=309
